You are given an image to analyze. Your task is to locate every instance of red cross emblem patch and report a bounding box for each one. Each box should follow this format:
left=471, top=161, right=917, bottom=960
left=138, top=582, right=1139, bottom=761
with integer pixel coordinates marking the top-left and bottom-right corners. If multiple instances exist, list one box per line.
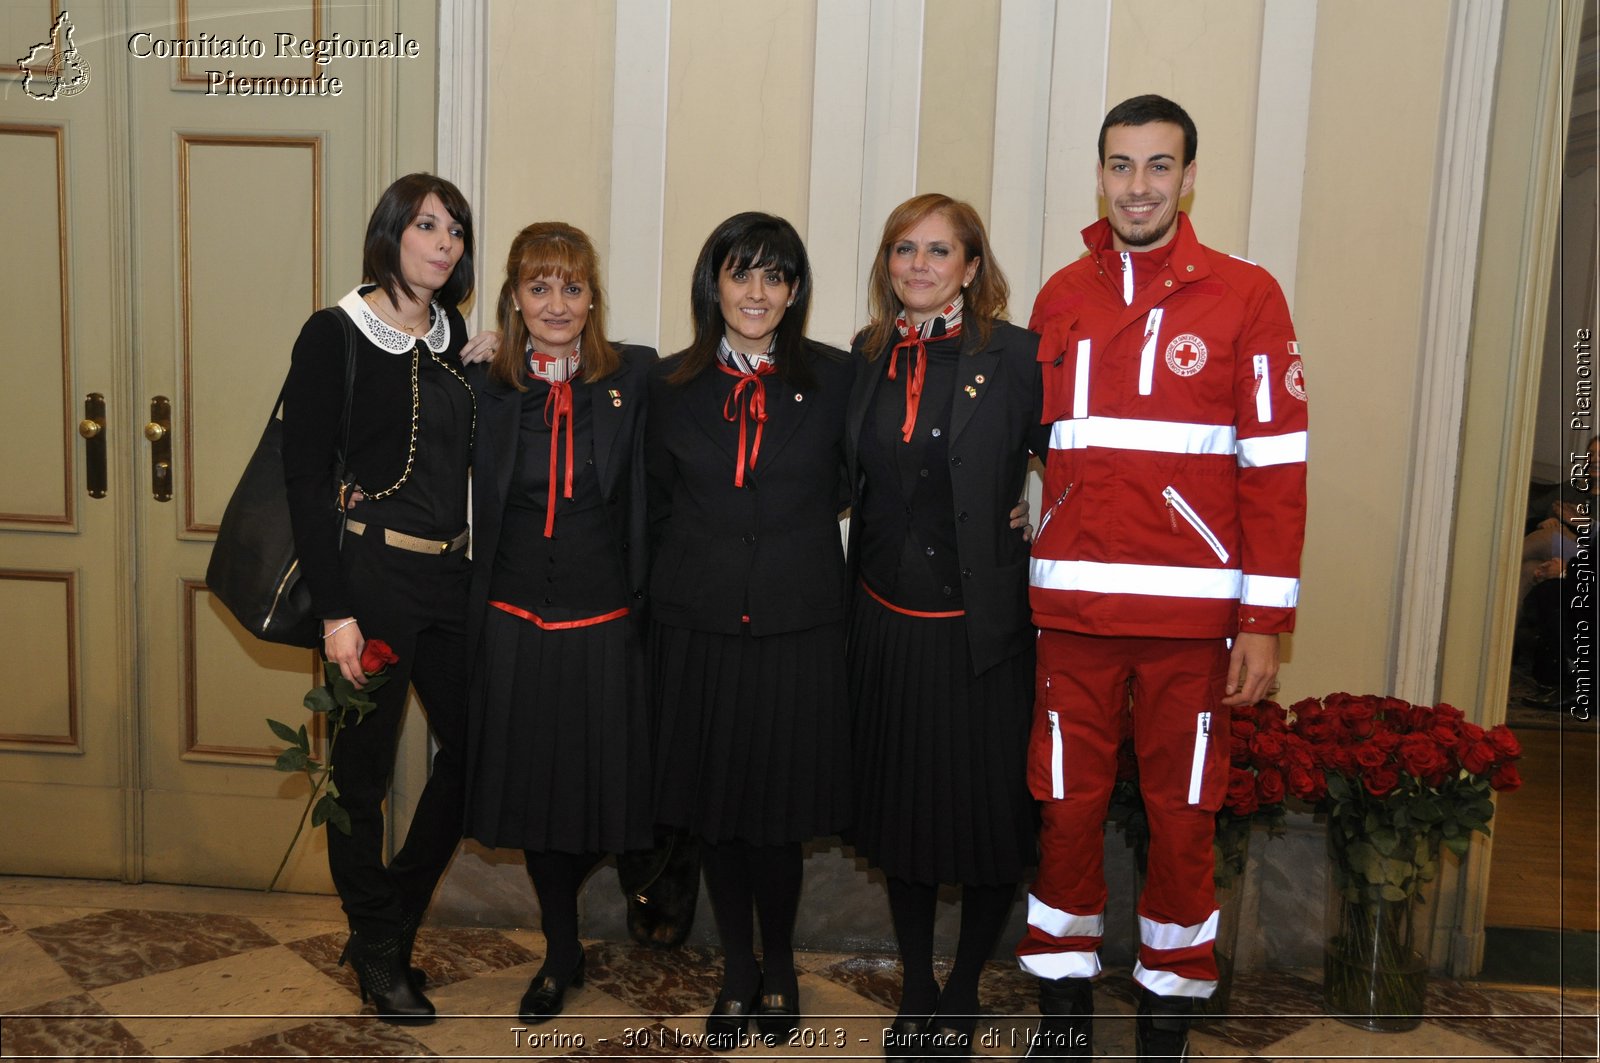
left=1164, top=333, right=1208, bottom=377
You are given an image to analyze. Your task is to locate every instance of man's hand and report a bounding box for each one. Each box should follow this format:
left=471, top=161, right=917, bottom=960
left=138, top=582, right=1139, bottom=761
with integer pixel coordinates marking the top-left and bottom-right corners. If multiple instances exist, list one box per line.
left=1221, top=631, right=1278, bottom=707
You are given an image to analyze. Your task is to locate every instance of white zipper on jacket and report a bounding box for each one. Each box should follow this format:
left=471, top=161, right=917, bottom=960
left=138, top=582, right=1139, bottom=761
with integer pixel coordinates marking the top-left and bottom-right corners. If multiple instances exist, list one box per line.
left=1120, top=252, right=1134, bottom=305
left=1038, top=483, right=1073, bottom=537
left=1138, top=308, right=1164, bottom=396
left=1073, top=339, right=1091, bottom=419
left=1253, top=353, right=1273, bottom=423
left=1163, top=485, right=1230, bottom=564
left=1047, top=679, right=1065, bottom=800
left=1187, top=711, right=1211, bottom=804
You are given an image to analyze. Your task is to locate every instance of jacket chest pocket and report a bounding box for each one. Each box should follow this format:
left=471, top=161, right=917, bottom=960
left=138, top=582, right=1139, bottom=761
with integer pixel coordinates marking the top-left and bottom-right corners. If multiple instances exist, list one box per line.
left=1161, top=485, right=1229, bottom=564
left=1037, top=315, right=1084, bottom=425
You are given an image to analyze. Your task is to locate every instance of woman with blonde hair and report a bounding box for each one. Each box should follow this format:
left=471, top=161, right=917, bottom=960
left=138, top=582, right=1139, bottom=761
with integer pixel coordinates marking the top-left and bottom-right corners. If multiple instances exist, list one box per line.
left=463, top=221, right=657, bottom=1024
left=845, top=193, right=1047, bottom=1057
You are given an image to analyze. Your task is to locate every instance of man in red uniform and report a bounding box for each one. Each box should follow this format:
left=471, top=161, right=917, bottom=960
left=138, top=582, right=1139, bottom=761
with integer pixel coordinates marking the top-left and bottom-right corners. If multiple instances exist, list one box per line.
left=1018, top=95, right=1307, bottom=1061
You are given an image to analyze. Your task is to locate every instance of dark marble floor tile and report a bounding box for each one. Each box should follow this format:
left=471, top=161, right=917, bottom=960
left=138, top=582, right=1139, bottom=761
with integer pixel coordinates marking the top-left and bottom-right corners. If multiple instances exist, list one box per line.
left=24, top=908, right=277, bottom=990
left=977, top=960, right=1045, bottom=1018
left=286, top=926, right=537, bottom=999
left=582, top=942, right=727, bottom=1018
left=808, top=954, right=906, bottom=1012
left=0, top=911, right=18, bottom=937
left=0, top=992, right=148, bottom=1056
left=193, top=1016, right=436, bottom=1059
left=1428, top=978, right=1586, bottom=1058
left=1194, top=969, right=1322, bottom=1050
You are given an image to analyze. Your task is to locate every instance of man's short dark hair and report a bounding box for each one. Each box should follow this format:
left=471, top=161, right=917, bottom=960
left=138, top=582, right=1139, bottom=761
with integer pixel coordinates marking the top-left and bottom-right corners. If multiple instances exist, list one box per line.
left=1098, top=94, right=1198, bottom=166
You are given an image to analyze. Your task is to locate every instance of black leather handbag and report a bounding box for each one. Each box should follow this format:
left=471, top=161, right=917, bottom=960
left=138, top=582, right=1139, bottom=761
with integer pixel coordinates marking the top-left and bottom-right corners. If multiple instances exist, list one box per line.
left=206, top=312, right=358, bottom=647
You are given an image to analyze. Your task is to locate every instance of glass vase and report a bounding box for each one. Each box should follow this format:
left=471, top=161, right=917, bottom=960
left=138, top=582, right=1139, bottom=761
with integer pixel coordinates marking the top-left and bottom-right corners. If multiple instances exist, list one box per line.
left=1322, top=828, right=1434, bottom=1032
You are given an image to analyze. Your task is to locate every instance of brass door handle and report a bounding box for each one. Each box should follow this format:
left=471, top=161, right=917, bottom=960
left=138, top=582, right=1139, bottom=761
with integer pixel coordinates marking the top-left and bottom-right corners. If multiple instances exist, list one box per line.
left=80, top=393, right=107, bottom=498
left=147, top=396, right=172, bottom=502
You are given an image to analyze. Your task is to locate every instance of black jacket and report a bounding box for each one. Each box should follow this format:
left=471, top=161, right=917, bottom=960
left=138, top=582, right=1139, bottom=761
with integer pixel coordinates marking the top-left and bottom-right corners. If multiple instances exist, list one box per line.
left=465, top=344, right=656, bottom=653
left=645, top=340, right=852, bottom=636
left=846, top=319, right=1047, bottom=674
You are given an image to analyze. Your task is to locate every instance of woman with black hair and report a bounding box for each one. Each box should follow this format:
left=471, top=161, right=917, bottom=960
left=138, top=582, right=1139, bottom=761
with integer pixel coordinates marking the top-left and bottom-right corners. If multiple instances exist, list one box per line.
left=646, top=212, right=852, bottom=1048
left=282, top=173, right=484, bottom=1024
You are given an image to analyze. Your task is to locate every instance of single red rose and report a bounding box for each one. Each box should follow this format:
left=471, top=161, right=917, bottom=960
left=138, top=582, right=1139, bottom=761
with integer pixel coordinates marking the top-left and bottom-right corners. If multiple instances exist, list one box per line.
left=1371, top=729, right=1401, bottom=755
left=1363, top=765, right=1400, bottom=797
left=1461, top=740, right=1496, bottom=775
left=1487, top=725, right=1522, bottom=761
left=1397, top=734, right=1448, bottom=780
left=1490, top=762, right=1522, bottom=792
left=1433, top=702, right=1465, bottom=723
left=1250, top=730, right=1287, bottom=763
left=1225, top=767, right=1260, bottom=816
left=360, top=638, right=400, bottom=675
left=1287, top=763, right=1326, bottom=801
left=1282, top=736, right=1315, bottom=771
left=1354, top=743, right=1389, bottom=769
left=1256, top=766, right=1287, bottom=805
left=1342, top=702, right=1377, bottom=737
left=1429, top=720, right=1462, bottom=748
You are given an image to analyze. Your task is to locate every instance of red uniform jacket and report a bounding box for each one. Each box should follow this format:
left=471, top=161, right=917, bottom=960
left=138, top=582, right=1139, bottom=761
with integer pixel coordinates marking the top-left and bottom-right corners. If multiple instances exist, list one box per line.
left=1028, top=213, right=1308, bottom=639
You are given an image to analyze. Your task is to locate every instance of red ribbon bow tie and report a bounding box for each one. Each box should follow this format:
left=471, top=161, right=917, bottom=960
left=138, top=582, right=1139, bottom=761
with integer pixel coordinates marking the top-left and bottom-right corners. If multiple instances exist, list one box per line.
left=719, top=361, right=774, bottom=487
left=888, top=323, right=961, bottom=443
left=541, top=379, right=574, bottom=537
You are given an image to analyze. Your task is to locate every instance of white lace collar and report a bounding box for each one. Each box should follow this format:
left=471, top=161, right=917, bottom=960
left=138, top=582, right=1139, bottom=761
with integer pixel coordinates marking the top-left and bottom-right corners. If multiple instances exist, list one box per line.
left=338, top=286, right=452, bottom=354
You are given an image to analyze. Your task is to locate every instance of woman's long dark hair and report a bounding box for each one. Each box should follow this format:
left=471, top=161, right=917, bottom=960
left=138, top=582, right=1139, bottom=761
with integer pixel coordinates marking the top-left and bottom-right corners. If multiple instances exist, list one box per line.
left=362, top=172, right=475, bottom=308
left=670, top=212, right=814, bottom=389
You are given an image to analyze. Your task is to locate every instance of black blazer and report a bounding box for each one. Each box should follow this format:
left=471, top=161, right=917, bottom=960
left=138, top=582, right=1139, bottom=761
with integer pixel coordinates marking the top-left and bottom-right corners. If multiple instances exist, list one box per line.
left=646, top=340, right=852, bottom=636
left=845, top=319, right=1047, bottom=674
left=465, top=344, right=657, bottom=653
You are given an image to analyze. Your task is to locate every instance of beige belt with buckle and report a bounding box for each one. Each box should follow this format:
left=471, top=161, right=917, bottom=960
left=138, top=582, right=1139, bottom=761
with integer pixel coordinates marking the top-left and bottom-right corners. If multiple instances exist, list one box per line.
left=345, top=519, right=469, bottom=555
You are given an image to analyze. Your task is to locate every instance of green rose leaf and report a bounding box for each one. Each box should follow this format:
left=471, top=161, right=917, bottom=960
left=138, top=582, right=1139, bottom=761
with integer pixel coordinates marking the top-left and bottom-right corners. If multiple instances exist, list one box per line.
left=274, top=748, right=309, bottom=773
left=267, top=718, right=301, bottom=746
left=326, top=802, right=352, bottom=835
left=304, top=686, right=336, bottom=715
left=1380, top=884, right=1407, bottom=902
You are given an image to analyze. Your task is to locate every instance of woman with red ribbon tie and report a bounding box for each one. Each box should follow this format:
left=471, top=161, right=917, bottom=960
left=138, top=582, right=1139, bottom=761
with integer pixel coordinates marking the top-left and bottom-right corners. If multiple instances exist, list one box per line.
left=845, top=194, right=1048, bottom=1058
left=461, top=222, right=657, bottom=1025
left=646, top=213, right=853, bottom=1049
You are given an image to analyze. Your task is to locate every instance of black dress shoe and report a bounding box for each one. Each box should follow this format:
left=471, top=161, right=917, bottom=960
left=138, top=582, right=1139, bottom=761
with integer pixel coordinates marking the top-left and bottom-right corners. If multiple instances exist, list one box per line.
left=519, top=949, right=586, bottom=1024
left=883, top=1015, right=929, bottom=1058
left=924, top=1015, right=975, bottom=1060
left=705, top=981, right=760, bottom=1052
left=755, top=989, right=801, bottom=1041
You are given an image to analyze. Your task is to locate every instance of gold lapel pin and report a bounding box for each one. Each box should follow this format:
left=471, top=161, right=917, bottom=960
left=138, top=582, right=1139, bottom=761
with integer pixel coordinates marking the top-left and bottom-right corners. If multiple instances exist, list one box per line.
left=964, top=385, right=978, bottom=398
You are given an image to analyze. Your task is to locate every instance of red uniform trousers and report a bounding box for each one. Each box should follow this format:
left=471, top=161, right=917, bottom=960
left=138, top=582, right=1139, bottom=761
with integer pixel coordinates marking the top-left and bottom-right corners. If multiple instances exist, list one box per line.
left=1018, top=629, right=1231, bottom=998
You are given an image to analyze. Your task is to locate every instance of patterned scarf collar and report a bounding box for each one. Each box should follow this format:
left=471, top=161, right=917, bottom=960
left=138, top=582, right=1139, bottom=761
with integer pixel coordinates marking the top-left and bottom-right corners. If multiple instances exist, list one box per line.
left=527, top=339, right=582, bottom=384
left=894, top=294, right=964, bottom=341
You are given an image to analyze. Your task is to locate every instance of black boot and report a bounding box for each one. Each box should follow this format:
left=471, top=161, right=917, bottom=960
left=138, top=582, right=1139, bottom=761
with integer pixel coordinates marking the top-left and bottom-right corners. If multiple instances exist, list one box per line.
left=1025, top=976, right=1092, bottom=1060
left=1135, top=990, right=1193, bottom=1062
left=397, top=908, right=429, bottom=989
left=341, top=929, right=436, bottom=1024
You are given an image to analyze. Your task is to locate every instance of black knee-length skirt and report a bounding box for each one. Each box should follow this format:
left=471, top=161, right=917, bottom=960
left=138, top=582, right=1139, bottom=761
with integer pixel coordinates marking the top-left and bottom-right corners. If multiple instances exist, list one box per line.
left=847, top=587, right=1036, bottom=886
left=464, top=607, right=654, bottom=855
left=650, top=620, right=851, bottom=845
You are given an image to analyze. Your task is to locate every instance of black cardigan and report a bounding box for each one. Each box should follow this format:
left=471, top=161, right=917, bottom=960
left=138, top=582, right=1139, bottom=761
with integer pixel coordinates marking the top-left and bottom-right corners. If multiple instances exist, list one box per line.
left=282, top=299, right=470, bottom=619
left=645, top=339, right=852, bottom=636
left=465, top=344, right=656, bottom=654
left=846, top=319, right=1047, bottom=674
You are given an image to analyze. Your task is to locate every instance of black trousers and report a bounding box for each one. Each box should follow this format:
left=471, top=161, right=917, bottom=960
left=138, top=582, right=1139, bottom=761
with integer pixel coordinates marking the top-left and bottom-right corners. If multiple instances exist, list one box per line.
left=326, top=529, right=470, bottom=937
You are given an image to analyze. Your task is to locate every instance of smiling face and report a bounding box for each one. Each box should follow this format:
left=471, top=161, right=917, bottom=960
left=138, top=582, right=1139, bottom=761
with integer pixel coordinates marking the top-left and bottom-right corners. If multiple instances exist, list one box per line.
left=517, top=272, right=590, bottom=358
left=717, top=258, right=793, bottom=355
left=397, top=192, right=466, bottom=301
left=1096, top=121, right=1196, bottom=252
left=887, top=210, right=979, bottom=326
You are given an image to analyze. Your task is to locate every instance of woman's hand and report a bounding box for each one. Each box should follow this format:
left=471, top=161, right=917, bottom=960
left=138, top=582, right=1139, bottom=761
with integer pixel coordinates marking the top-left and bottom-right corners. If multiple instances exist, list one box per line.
left=323, top=617, right=368, bottom=689
left=460, top=330, right=502, bottom=365
left=1009, top=498, right=1032, bottom=542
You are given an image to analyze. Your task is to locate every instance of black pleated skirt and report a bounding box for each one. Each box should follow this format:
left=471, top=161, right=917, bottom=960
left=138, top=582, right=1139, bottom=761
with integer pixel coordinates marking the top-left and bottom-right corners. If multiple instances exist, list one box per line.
left=847, top=587, right=1036, bottom=886
left=650, top=620, right=851, bottom=845
left=464, top=606, right=654, bottom=854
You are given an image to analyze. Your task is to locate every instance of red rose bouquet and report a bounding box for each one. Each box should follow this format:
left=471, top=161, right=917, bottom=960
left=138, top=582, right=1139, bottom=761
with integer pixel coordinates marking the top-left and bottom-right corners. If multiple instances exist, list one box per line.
left=1286, top=693, right=1522, bottom=1027
left=265, top=639, right=400, bottom=891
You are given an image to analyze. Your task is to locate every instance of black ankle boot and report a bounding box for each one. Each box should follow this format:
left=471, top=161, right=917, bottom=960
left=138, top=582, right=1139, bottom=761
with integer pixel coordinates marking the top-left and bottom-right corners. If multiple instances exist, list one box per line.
left=1134, top=989, right=1193, bottom=1062
left=1026, top=976, right=1093, bottom=1060
left=397, top=909, right=429, bottom=989
left=341, top=929, right=436, bottom=1025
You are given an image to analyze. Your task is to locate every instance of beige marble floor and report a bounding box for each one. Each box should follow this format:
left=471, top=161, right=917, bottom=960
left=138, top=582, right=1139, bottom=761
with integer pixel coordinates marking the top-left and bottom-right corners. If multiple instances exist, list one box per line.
left=0, top=875, right=1594, bottom=1060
